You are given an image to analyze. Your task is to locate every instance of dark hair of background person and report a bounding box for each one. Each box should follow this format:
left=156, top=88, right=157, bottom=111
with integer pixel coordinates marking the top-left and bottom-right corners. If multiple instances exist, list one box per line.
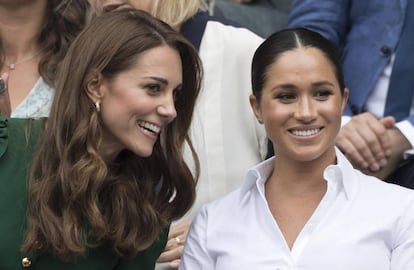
left=0, top=0, right=90, bottom=87
left=21, top=9, right=202, bottom=261
left=251, top=27, right=345, bottom=157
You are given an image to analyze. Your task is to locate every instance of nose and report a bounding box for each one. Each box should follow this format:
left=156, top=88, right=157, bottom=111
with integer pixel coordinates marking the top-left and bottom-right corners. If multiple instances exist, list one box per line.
left=294, top=96, right=316, bottom=122
left=157, top=94, right=177, bottom=122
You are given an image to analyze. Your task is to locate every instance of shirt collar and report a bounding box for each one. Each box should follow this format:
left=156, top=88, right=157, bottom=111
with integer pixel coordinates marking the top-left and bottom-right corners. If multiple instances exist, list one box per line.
left=330, top=147, right=358, bottom=200
left=239, top=147, right=357, bottom=201
left=240, top=157, right=274, bottom=199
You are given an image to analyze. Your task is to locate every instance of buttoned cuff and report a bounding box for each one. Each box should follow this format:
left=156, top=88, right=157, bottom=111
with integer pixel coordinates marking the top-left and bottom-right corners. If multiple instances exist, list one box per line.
left=395, top=120, right=414, bottom=158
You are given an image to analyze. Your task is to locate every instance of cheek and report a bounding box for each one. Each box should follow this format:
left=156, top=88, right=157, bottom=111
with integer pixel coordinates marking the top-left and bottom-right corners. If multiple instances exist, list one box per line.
left=100, top=106, right=122, bottom=130
left=320, top=102, right=344, bottom=131
left=99, top=94, right=131, bottom=124
left=260, top=102, right=288, bottom=138
left=261, top=101, right=290, bottom=123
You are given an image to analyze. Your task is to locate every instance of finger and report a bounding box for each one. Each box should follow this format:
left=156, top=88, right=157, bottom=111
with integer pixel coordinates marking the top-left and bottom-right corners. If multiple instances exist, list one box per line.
left=379, top=116, right=396, bottom=156
left=174, top=236, right=182, bottom=245
left=164, top=237, right=177, bottom=250
left=167, top=220, right=191, bottom=244
left=365, top=117, right=393, bottom=158
left=157, top=245, right=184, bottom=263
left=170, top=259, right=181, bottom=269
left=356, top=124, right=388, bottom=169
left=336, top=135, right=369, bottom=170
left=344, top=113, right=388, bottom=170
left=380, top=116, right=395, bottom=129
left=165, top=234, right=186, bottom=250
left=355, top=129, right=380, bottom=163
left=169, top=219, right=192, bottom=236
left=338, top=124, right=378, bottom=169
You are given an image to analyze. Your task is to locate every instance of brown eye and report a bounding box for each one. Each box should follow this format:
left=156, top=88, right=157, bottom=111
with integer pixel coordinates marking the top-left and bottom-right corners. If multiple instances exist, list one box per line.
left=276, top=93, right=296, bottom=103
left=314, top=90, right=333, bottom=100
left=147, top=84, right=161, bottom=93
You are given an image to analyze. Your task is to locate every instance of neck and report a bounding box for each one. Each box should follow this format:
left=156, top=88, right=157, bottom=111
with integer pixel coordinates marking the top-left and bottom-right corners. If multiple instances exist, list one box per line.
left=0, top=0, right=46, bottom=62
left=267, top=149, right=336, bottom=195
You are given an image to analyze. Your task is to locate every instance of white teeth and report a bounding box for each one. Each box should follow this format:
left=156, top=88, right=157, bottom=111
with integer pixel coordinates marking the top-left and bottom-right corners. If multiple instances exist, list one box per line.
left=291, top=128, right=320, bottom=136
left=138, top=121, right=160, bottom=134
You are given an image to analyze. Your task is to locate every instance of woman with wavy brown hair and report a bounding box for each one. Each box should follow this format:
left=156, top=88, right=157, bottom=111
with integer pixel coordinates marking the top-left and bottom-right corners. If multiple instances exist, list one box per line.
left=0, top=9, right=202, bottom=269
left=0, top=0, right=89, bottom=117
left=88, top=2, right=267, bottom=268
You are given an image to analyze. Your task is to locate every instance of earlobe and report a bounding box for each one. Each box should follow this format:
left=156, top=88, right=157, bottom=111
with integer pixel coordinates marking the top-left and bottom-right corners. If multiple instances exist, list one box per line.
left=85, top=71, right=105, bottom=103
left=341, top=87, right=349, bottom=112
left=249, top=94, right=263, bottom=124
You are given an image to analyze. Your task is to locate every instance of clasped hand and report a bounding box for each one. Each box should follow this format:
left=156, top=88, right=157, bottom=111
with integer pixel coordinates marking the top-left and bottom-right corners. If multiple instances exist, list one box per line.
left=157, top=219, right=192, bottom=269
left=336, top=112, right=410, bottom=179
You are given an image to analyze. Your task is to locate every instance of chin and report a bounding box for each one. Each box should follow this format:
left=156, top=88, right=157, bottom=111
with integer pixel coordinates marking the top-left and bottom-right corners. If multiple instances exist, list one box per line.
left=137, top=149, right=154, bottom=158
left=288, top=145, right=328, bottom=162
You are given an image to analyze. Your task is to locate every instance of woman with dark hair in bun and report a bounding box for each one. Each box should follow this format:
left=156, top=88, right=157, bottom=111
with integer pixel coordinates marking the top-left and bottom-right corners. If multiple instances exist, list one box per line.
left=181, top=28, right=414, bottom=270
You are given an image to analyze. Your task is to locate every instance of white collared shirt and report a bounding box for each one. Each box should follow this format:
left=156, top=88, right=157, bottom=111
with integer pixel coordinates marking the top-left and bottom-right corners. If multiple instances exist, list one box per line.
left=181, top=149, right=414, bottom=270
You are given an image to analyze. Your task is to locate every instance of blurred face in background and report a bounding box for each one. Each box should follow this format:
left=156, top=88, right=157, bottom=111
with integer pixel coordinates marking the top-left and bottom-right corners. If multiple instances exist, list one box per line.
left=87, top=0, right=152, bottom=14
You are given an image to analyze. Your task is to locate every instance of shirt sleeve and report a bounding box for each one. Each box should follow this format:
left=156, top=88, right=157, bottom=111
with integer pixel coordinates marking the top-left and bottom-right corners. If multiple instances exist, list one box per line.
left=180, top=205, right=214, bottom=269
left=395, top=120, right=414, bottom=154
left=390, top=194, right=414, bottom=269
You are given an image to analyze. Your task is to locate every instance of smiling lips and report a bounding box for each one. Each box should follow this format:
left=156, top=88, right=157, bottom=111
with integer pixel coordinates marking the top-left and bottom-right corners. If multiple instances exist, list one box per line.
left=138, top=120, right=161, bottom=138
left=289, top=127, right=322, bottom=137
left=103, top=3, right=124, bottom=12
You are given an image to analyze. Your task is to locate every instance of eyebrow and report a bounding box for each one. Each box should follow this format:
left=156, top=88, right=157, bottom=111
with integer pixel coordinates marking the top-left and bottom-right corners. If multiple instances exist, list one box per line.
left=272, top=81, right=336, bottom=91
left=272, top=83, right=297, bottom=91
left=145, top=76, right=168, bottom=85
left=311, top=81, right=336, bottom=88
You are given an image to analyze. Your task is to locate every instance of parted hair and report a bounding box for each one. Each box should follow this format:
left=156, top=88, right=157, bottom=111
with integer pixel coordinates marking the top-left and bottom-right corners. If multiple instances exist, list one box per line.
left=149, top=0, right=207, bottom=29
left=22, top=9, right=202, bottom=261
left=0, top=0, right=89, bottom=87
left=251, top=27, right=345, bottom=102
left=251, top=28, right=345, bottom=158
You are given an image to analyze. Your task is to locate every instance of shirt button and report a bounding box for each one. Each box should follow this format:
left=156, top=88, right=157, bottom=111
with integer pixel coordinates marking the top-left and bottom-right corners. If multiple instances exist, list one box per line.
left=22, top=257, right=32, bottom=268
left=380, top=45, right=391, bottom=56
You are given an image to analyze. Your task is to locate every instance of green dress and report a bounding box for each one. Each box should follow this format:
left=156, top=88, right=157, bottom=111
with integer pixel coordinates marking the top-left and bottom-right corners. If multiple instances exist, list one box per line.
left=0, top=116, right=168, bottom=270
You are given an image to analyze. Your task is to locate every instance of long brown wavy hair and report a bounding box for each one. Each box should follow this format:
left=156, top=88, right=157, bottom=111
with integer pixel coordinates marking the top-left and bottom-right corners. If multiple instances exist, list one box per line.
left=22, top=9, right=202, bottom=261
left=0, top=0, right=89, bottom=87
